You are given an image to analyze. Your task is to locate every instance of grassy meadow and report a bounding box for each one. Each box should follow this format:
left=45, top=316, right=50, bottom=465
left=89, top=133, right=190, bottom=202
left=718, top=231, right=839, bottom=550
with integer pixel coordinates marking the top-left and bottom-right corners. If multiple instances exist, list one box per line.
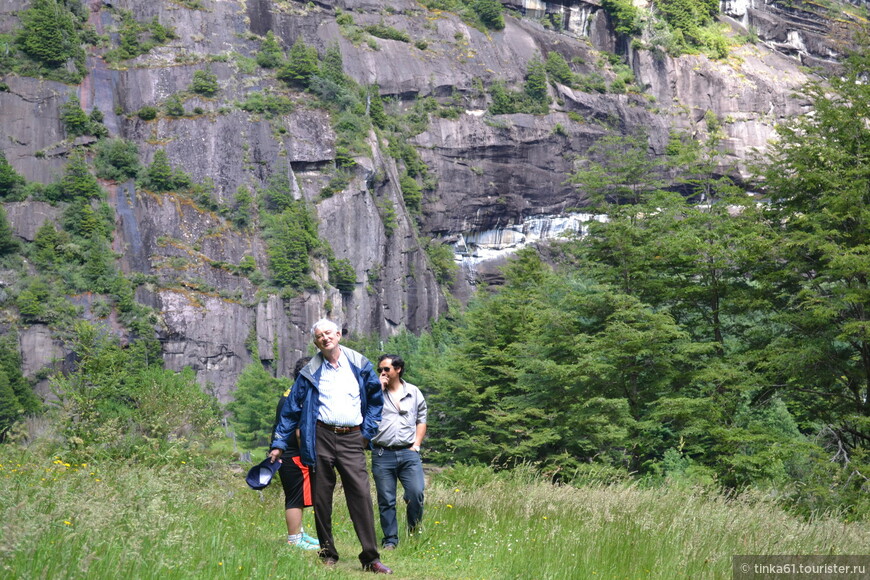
left=0, top=447, right=867, bottom=580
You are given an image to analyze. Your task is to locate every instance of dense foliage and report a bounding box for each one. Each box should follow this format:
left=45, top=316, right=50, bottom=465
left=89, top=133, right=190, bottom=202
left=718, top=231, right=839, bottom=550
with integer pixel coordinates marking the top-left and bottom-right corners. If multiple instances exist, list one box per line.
left=375, top=49, right=870, bottom=520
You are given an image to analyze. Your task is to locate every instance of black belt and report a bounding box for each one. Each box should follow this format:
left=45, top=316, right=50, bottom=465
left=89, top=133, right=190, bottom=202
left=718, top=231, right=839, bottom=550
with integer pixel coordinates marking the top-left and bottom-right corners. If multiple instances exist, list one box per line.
left=373, top=443, right=412, bottom=451
left=317, top=421, right=361, bottom=434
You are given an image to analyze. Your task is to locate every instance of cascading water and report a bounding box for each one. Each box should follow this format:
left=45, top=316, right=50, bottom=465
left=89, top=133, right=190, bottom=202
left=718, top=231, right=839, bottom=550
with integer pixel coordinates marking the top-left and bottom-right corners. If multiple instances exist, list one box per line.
left=454, top=212, right=608, bottom=265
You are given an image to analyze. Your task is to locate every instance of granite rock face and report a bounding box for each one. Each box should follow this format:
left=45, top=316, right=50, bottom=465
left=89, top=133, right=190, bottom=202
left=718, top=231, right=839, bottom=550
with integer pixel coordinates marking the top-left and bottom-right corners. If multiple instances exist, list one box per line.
left=0, top=0, right=858, bottom=400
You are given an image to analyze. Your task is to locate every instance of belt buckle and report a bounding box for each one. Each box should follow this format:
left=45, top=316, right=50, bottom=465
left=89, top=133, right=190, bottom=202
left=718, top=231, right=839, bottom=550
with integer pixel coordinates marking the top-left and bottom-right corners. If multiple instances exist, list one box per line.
left=336, top=425, right=351, bottom=433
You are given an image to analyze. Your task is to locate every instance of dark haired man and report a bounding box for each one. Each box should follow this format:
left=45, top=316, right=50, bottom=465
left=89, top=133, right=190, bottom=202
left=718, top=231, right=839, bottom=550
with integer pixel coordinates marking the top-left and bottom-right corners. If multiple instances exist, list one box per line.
left=370, top=354, right=427, bottom=551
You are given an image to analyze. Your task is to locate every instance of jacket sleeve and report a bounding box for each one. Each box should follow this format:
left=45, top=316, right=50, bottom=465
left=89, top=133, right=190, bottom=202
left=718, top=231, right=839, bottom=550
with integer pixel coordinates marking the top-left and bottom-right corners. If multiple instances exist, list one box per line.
left=360, top=361, right=383, bottom=441
left=271, top=377, right=304, bottom=450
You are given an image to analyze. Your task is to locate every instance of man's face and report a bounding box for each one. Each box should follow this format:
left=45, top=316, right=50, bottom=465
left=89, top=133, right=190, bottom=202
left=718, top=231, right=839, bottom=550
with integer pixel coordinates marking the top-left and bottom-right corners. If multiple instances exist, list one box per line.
left=378, top=359, right=396, bottom=384
left=313, top=327, right=341, bottom=353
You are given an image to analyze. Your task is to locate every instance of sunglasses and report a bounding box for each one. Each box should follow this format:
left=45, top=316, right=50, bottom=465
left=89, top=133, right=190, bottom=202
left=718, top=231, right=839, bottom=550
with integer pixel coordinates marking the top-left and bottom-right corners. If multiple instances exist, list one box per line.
left=378, top=366, right=393, bottom=373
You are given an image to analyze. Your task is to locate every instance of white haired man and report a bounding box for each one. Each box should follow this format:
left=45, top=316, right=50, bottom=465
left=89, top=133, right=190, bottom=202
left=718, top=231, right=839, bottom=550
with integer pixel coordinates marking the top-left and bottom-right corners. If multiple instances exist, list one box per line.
left=270, top=320, right=392, bottom=574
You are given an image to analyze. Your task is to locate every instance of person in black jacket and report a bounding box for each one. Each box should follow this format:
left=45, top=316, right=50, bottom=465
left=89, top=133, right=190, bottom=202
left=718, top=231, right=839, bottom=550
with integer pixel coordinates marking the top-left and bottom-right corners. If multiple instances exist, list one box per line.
left=272, top=356, right=319, bottom=549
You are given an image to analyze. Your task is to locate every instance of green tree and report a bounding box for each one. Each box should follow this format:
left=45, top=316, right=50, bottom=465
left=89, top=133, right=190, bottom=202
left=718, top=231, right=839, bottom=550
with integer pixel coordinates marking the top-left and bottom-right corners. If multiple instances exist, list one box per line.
left=163, top=93, right=185, bottom=117
left=94, top=138, right=140, bottom=182
left=60, top=95, right=91, bottom=137
left=256, top=31, right=283, bottom=69
left=523, top=57, right=549, bottom=109
left=0, top=334, right=39, bottom=419
left=190, top=67, right=219, bottom=97
left=757, top=45, right=870, bottom=447
left=51, top=321, right=221, bottom=455
left=0, top=371, right=19, bottom=439
left=601, top=0, right=641, bottom=36
left=488, top=81, right=516, bottom=115
left=0, top=151, right=26, bottom=200
left=263, top=200, right=320, bottom=289
left=0, top=206, right=18, bottom=256
left=227, top=363, right=291, bottom=448
left=231, top=185, right=253, bottom=228
left=55, top=152, right=102, bottom=202
left=399, top=172, right=422, bottom=214
left=140, top=150, right=189, bottom=192
left=328, top=257, right=357, bottom=293
left=367, top=85, right=389, bottom=129
left=16, top=0, right=81, bottom=67
left=319, top=43, right=347, bottom=87
left=545, top=51, right=575, bottom=87
left=473, top=0, right=505, bottom=30
left=277, top=38, right=319, bottom=89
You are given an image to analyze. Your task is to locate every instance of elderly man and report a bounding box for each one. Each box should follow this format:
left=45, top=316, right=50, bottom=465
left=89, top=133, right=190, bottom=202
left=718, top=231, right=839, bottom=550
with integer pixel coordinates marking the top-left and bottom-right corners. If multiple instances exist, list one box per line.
left=270, top=319, right=392, bottom=574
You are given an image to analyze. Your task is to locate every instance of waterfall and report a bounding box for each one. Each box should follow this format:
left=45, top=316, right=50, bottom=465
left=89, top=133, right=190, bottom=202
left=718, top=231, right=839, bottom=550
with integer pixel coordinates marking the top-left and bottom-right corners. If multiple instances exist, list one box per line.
left=287, top=163, right=301, bottom=200
left=455, top=212, right=608, bottom=265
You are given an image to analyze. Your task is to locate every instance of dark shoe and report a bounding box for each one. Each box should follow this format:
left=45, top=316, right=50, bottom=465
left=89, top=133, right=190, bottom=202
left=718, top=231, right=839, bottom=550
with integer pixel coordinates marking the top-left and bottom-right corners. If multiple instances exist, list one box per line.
left=363, top=561, right=393, bottom=574
left=382, top=544, right=396, bottom=551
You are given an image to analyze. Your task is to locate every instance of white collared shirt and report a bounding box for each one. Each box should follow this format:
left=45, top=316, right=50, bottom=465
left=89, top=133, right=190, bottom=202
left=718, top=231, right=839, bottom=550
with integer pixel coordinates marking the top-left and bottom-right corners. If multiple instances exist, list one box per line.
left=316, top=350, right=363, bottom=427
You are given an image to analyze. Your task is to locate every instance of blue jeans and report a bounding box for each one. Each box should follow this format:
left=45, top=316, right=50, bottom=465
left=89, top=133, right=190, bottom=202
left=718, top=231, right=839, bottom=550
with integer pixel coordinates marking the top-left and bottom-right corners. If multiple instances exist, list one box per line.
left=371, top=447, right=425, bottom=547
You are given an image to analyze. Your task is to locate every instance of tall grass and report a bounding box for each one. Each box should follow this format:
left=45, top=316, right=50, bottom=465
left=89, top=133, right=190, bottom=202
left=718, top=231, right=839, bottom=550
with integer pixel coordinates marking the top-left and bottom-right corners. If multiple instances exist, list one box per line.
left=1, top=449, right=867, bottom=580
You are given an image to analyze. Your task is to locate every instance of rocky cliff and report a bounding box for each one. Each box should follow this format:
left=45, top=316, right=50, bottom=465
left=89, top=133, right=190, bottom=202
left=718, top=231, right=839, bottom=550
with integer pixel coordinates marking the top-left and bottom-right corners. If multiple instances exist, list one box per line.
left=0, top=0, right=863, bottom=401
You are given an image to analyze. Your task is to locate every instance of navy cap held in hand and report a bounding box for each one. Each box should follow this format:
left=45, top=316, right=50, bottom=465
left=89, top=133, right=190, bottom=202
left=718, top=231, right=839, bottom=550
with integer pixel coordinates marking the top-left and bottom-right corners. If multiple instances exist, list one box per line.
left=245, top=457, right=282, bottom=490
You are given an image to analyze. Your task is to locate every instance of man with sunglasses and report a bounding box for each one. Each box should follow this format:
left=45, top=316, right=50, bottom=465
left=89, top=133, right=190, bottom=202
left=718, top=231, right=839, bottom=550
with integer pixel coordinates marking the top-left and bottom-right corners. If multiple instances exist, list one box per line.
left=370, top=354, right=428, bottom=551
left=269, top=319, right=392, bottom=574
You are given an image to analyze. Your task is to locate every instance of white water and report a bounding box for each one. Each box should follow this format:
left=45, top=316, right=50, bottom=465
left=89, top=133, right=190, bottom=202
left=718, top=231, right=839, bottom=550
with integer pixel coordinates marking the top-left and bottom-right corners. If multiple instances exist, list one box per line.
left=454, top=212, right=608, bottom=265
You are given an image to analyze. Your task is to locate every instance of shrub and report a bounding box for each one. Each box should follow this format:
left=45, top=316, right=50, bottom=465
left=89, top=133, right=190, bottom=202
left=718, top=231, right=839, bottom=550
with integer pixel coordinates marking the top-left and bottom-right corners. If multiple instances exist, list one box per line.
left=364, top=23, right=410, bottom=43
left=94, top=139, right=140, bottom=181
left=190, top=67, right=219, bottom=96
left=601, top=0, right=641, bottom=36
left=238, top=91, right=294, bottom=117
left=163, top=94, right=185, bottom=117
left=399, top=172, right=422, bottom=214
left=473, top=0, right=505, bottom=30
left=60, top=95, right=91, bottom=137
left=546, top=51, right=575, bottom=87
left=328, top=257, right=357, bottom=293
left=137, top=106, right=158, bottom=120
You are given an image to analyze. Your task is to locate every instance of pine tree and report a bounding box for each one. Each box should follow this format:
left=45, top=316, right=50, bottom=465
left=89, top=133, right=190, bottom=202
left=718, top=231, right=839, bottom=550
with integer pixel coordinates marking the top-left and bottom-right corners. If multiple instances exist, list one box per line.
left=276, top=38, right=319, bottom=89
left=141, top=150, right=176, bottom=192
left=0, top=206, right=18, bottom=256
left=0, top=151, right=26, bottom=200
left=58, top=151, right=102, bottom=201
left=0, top=370, right=19, bottom=440
left=60, top=95, right=91, bottom=137
left=16, top=0, right=81, bottom=67
left=227, top=363, right=291, bottom=448
left=256, top=31, right=283, bottom=69
left=759, top=44, right=870, bottom=441
left=523, top=57, right=549, bottom=108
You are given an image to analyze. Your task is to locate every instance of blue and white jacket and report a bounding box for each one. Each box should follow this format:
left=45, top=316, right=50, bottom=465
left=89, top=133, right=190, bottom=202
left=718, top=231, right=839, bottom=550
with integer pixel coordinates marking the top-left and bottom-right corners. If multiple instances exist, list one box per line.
left=270, top=346, right=383, bottom=468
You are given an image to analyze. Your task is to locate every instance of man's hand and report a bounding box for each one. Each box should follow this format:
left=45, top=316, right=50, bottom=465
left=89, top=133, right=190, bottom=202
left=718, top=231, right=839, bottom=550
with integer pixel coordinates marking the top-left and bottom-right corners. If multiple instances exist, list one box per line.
left=269, top=448, right=283, bottom=463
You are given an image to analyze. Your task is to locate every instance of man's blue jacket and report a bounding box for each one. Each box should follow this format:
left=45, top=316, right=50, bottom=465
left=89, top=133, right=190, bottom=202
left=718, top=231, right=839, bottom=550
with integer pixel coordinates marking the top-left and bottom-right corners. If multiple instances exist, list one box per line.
left=270, top=346, right=383, bottom=468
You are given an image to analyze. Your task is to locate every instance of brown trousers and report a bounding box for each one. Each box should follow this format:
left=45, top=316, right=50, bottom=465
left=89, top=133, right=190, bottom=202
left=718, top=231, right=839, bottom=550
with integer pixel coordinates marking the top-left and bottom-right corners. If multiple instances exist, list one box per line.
left=313, top=423, right=380, bottom=565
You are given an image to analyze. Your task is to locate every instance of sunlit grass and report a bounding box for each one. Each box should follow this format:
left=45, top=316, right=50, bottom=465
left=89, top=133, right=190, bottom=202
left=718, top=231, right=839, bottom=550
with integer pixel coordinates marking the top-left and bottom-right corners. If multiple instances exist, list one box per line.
left=1, top=448, right=867, bottom=579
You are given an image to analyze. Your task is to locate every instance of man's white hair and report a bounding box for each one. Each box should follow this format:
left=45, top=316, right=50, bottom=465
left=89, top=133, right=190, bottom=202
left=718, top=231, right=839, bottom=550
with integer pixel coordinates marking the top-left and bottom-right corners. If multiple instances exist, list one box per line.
left=311, top=318, right=339, bottom=338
